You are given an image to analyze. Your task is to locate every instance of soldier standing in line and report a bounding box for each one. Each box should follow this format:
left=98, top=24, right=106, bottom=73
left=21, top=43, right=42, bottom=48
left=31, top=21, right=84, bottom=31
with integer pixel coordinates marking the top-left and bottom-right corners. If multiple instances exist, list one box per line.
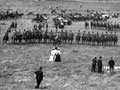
left=101, top=32, right=104, bottom=46
left=91, top=32, right=95, bottom=45
left=82, top=31, right=86, bottom=45
left=96, top=32, right=99, bottom=46
left=34, top=67, right=44, bottom=89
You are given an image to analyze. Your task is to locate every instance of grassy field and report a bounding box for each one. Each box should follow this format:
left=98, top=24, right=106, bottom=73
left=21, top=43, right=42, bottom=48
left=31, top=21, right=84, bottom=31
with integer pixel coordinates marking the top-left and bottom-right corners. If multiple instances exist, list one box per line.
left=0, top=0, right=120, bottom=90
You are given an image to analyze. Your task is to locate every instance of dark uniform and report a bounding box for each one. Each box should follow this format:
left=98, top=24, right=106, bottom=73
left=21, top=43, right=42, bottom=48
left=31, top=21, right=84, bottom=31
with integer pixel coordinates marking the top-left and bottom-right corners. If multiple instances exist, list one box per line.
left=108, top=57, right=115, bottom=73
left=34, top=67, right=43, bottom=89
left=97, top=56, right=103, bottom=73
left=91, top=57, right=97, bottom=72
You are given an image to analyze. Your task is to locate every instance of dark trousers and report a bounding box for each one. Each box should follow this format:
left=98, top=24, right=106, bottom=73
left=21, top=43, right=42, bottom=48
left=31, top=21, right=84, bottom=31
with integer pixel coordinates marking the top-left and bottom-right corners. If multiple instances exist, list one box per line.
left=109, top=66, right=114, bottom=73
left=35, top=79, right=42, bottom=89
left=98, top=66, right=102, bottom=73
left=92, top=64, right=96, bottom=72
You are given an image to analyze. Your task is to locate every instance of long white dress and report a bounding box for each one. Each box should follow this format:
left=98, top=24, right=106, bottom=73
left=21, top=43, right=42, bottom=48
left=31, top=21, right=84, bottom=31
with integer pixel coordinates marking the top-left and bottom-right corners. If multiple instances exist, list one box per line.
left=49, top=49, right=56, bottom=62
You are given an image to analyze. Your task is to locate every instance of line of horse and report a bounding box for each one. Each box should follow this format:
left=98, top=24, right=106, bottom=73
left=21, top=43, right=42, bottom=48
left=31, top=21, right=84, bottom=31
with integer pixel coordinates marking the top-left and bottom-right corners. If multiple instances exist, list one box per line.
left=0, top=10, right=24, bottom=20
left=3, top=29, right=118, bottom=46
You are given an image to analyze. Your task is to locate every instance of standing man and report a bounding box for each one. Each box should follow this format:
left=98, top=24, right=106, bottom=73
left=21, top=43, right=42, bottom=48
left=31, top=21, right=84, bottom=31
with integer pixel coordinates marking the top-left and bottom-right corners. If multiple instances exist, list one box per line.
left=108, top=57, right=115, bottom=73
left=91, top=57, right=97, bottom=72
left=34, top=67, right=44, bottom=89
left=97, top=56, right=103, bottom=73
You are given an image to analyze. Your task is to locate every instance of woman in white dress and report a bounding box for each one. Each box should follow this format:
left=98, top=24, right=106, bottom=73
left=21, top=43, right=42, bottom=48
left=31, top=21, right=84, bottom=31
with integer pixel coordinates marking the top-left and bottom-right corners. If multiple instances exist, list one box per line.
left=49, top=47, right=57, bottom=62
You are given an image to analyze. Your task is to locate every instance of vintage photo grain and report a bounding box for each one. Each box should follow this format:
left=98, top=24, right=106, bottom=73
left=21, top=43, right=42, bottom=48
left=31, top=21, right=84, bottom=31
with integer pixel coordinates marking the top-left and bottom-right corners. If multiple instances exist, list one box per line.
left=0, top=0, right=120, bottom=90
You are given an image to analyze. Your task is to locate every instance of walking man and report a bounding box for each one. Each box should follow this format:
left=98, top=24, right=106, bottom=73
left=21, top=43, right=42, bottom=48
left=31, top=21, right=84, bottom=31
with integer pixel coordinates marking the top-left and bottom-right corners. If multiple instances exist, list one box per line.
left=34, top=67, right=44, bottom=89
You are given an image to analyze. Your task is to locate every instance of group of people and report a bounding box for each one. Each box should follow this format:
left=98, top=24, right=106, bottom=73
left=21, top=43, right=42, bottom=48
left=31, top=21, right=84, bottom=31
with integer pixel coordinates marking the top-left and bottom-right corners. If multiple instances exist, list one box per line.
left=34, top=55, right=116, bottom=89
left=76, top=30, right=118, bottom=46
left=3, top=26, right=118, bottom=46
left=49, top=47, right=61, bottom=62
left=34, top=46, right=61, bottom=89
left=90, top=21, right=120, bottom=31
left=91, top=56, right=115, bottom=73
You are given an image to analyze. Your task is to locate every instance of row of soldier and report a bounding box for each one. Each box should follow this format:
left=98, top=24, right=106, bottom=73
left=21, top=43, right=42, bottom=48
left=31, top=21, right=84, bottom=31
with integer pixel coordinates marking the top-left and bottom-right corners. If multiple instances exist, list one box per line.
left=77, top=31, right=118, bottom=46
left=3, top=27, right=118, bottom=46
left=90, top=21, right=120, bottom=31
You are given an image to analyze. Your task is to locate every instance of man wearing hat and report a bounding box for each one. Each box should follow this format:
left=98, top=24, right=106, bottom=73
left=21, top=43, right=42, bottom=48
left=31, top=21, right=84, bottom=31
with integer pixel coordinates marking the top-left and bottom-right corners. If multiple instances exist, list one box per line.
left=97, top=56, right=103, bottom=73
left=34, top=67, right=44, bottom=89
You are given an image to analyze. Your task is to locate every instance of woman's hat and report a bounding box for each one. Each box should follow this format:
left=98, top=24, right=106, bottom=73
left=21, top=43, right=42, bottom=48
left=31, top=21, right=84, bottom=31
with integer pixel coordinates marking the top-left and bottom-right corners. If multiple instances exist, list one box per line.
left=57, top=47, right=60, bottom=50
left=55, top=47, right=58, bottom=50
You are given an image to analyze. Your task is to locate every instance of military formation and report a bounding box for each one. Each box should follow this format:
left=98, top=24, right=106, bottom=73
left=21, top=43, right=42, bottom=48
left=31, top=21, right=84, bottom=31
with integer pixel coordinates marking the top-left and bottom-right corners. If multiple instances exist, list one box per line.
left=76, top=31, right=118, bottom=46
left=91, top=21, right=120, bottom=31
left=3, top=24, right=118, bottom=46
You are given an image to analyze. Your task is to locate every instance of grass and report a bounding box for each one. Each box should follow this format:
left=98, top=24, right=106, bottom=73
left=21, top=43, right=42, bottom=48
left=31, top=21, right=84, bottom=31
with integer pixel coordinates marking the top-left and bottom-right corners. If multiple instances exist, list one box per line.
left=0, top=0, right=120, bottom=90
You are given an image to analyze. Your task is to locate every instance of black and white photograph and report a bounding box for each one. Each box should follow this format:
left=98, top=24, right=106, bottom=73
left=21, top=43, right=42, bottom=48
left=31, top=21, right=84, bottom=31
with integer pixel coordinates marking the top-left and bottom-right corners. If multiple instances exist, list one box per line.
left=0, top=0, right=120, bottom=89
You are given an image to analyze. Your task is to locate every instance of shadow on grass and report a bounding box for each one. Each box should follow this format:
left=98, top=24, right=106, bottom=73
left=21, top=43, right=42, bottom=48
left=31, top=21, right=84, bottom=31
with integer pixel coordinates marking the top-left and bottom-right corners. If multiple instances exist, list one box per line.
left=40, top=86, right=49, bottom=89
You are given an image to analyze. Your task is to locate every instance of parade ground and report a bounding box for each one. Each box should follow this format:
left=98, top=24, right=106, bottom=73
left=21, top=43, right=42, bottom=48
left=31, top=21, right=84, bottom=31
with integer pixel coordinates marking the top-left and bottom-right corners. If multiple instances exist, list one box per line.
left=0, top=0, right=120, bottom=90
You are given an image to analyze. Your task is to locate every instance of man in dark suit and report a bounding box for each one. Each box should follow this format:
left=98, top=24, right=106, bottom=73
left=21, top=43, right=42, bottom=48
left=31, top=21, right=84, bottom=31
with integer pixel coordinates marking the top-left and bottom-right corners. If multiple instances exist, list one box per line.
left=34, top=67, right=44, bottom=89
left=97, top=56, right=103, bottom=73
left=91, top=57, right=97, bottom=72
left=108, top=57, right=115, bottom=73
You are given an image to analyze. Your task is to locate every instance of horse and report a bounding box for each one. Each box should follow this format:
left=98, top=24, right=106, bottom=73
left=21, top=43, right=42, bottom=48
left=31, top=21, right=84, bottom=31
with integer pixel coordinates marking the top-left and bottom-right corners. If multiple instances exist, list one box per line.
left=3, top=33, right=9, bottom=43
